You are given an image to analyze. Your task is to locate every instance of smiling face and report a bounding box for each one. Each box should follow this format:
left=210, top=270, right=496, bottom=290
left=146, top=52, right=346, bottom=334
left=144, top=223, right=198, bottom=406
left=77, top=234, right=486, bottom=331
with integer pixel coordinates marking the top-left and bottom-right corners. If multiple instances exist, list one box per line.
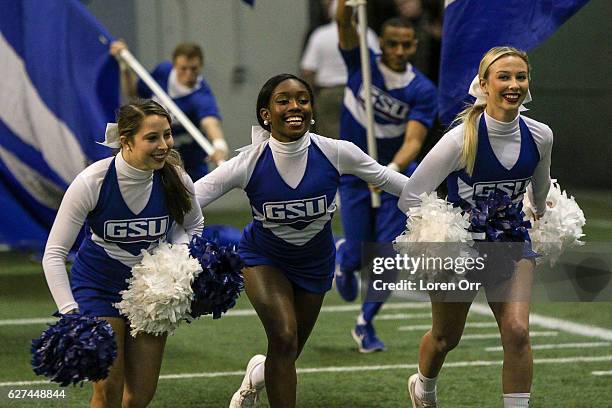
left=121, top=114, right=173, bottom=171
left=480, top=55, right=530, bottom=122
left=259, top=79, right=313, bottom=142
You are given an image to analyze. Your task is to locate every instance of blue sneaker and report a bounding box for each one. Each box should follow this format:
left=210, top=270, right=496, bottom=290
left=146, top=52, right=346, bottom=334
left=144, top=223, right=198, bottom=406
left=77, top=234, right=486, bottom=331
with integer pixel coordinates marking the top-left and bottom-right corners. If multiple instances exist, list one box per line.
left=351, top=323, right=385, bottom=353
left=334, top=239, right=358, bottom=301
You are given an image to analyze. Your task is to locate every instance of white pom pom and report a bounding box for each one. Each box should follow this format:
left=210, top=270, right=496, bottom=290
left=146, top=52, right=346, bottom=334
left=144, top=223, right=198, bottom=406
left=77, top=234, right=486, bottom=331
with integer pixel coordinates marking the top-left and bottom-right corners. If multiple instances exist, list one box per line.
left=394, top=192, right=474, bottom=283
left=395, top=192, right=472, bottom=244
left=523, top=180, right=586, bottom=266
left=114, top=242, right=202, bottom=337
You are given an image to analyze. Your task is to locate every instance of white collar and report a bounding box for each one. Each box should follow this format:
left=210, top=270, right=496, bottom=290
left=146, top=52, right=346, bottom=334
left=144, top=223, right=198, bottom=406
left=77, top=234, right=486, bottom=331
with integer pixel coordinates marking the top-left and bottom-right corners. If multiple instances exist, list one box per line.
left=376, top=58, right=416, bottom=90
left=237, top=126, right=311, bottom=153
left=117, top=150, right=153, bottom=180
left=268, top=131, right=311, bottom=155
left=167, top=68, right=202, bottom=98
left=483, top=111, right=520, bottom=135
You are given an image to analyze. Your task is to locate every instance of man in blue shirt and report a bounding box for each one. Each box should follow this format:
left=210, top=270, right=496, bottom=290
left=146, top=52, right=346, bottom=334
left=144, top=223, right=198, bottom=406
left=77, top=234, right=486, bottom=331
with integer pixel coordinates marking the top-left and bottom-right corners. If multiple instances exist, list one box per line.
left=335, top=0, right=437, bottom=353
left=111, top=41, right=228, bottom=180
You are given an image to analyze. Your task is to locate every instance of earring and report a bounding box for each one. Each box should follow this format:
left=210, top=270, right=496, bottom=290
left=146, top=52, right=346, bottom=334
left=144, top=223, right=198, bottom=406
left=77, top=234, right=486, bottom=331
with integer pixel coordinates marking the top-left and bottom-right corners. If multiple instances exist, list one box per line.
left=310, top=119, right=315, bottom=125
left=263, top=120, right=269, bottom=126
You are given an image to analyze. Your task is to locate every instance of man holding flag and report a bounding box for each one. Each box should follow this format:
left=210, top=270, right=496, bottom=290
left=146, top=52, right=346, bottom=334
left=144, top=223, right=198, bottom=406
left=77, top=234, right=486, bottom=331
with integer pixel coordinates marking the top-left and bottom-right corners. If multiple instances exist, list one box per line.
left=335, top=0, right=437, bottom=353
left=110, top=40, right=229, bottom=180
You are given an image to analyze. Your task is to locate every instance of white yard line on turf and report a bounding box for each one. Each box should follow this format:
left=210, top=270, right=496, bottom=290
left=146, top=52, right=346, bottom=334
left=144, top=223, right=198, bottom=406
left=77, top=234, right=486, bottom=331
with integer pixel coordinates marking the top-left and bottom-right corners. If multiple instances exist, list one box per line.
left=3, top=355, right=612, bottom=388
left=376, top=313, right=432, bottom=320
left=7, top=300, right=612, bottom=344
left=467, top=302, right=612, bottom=341
left=317, top=302, right=432, bottom=312
left=398, top=322, right=499, bottom=331
left=591, top=370, right=612, bottom=376
left=0, top=302, right=432, bottom=326
left=588, top=218, right=612, bottom=229
left=486, top=341, right=610, bottom=352
left=461, top=331, right=558, bottom=340
left=393, top=293, right=612, bottom=342
left=0, top=318, right=55, bottom=326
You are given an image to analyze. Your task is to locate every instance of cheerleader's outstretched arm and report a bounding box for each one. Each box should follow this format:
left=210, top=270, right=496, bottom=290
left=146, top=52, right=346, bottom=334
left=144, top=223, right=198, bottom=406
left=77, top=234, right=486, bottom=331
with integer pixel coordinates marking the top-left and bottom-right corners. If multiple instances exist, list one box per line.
left=194, top=154, right=249, bottom=208
left=337, top=140, right=408, bottom=196
left=398, top=130, right=463, bottom=213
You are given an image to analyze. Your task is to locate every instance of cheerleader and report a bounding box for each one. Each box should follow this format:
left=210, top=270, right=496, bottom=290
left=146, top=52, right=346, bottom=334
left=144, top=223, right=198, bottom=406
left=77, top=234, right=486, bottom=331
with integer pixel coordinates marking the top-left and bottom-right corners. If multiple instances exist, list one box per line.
left=194, top=74, right=408, bottom=408
left=42, top=100, right=204, bottom=407
left=398, top=47, right=552, bottom=408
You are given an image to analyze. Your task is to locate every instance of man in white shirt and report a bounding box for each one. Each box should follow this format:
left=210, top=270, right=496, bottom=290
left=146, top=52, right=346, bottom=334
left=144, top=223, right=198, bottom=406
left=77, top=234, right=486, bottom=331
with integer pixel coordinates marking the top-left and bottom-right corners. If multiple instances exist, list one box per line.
left=300, top=0, right=379, bottom=139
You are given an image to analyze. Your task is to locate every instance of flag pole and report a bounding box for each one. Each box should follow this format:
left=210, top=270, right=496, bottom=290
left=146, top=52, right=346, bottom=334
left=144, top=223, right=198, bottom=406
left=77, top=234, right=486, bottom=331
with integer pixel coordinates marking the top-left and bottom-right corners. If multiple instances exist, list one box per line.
left=118, top=49, right=215, bottom=156
left=347, top=0, right=380, bottom=208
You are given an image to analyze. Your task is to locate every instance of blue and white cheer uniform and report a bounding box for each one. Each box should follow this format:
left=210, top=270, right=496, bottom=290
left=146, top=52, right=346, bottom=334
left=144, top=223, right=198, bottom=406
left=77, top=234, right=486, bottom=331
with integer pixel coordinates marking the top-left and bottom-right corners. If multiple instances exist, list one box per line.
left=399, top=111, right=553, bottom=258
left=195, top=128, right=408, bottom=293
left=43, top=152, right=203, bottom=316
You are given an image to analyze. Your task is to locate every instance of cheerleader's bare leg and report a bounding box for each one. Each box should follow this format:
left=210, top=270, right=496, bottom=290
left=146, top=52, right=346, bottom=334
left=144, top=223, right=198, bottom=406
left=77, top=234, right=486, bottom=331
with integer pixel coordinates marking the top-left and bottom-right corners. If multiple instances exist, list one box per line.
left=122, top=331, right=167, bottom=407
left=417, top=299, right=474, bottom=378
left=486, top=259, right=534, bottom=394
left=89, top=316, right=167, bottom=408
left=244, top=265, right=324, bottom=408
left=90, top=317, right=126, bottom=408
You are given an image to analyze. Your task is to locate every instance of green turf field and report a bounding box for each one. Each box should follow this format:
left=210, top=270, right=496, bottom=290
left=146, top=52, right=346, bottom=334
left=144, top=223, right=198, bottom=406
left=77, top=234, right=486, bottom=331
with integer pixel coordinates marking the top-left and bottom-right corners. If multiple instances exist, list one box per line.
left=0, top=189, right=610, bottom=407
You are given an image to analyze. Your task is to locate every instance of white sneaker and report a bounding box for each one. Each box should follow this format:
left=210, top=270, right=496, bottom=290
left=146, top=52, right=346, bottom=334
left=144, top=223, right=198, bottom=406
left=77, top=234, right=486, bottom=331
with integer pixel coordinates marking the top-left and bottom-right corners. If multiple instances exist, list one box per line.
left=408, top=373, right=438, bottom=408
left=229, top=354, right=266, bottom=408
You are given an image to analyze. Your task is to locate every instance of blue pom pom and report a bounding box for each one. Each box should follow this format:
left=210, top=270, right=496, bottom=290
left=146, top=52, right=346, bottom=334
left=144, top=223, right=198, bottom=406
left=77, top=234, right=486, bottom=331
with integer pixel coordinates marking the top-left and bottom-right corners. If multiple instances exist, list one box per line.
left=31, top=314, right=117, bottom=386
left=464, top=190, right=531, bottom=243
left=460, top=190, right=534, bottom=284
left=188, top=234, right=245, bottom=319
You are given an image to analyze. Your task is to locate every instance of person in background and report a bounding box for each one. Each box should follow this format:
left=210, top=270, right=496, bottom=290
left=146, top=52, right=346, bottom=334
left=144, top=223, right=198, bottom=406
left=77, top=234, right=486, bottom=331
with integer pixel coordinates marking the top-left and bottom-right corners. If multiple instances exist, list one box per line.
left=394, top=0, right=443, bottom=83
left=300, top=0, right=380, bottom=139
left=335, top=0, right=438, bottom=353
left=110, top=41, right=229, bottom=180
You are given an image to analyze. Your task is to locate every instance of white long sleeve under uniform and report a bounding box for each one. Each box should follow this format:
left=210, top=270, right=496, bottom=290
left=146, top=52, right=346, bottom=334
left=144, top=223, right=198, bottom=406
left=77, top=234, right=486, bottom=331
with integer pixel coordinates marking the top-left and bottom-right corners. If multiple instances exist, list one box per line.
left=398, top=112, right=552, bottom=256
left=42, top=152, right=204, bottom=315
left=195, top=129, right=408, bottom=293
left=399, top=111, right=552, bottom=212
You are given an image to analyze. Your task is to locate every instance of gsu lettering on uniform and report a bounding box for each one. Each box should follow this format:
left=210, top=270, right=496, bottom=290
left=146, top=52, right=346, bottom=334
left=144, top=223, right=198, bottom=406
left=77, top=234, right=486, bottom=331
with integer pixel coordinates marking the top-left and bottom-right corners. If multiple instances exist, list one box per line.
left=104, top=216, right=169, bottom=243
left=263, top=196, right=328, bottom=224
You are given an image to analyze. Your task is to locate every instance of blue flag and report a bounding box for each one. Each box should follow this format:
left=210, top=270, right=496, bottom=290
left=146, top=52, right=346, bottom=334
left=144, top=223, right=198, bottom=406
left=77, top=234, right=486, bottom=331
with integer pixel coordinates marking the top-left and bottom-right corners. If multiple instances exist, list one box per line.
left=0, top=0, right=119, bottom=250
left=438, top=0, right=589, bottom=125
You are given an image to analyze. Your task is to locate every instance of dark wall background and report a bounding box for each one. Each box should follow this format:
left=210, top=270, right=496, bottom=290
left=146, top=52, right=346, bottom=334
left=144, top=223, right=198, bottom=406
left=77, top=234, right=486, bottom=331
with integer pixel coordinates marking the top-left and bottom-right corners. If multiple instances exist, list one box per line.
left=527, top=0, right=611, bottom=190
left=82, top=0, right=138, bottom=59
left=85, top=0, right=610, bottom=190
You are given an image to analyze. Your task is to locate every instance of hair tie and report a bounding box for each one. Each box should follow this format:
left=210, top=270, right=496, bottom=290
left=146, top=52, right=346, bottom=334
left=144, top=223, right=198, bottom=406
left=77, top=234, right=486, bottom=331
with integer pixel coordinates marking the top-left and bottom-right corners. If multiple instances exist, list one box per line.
left=236, top=126, right=271, bottom=152
left=97, top=123, right=122, bottom=148
left=468, top=75, right=533, bottom=111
